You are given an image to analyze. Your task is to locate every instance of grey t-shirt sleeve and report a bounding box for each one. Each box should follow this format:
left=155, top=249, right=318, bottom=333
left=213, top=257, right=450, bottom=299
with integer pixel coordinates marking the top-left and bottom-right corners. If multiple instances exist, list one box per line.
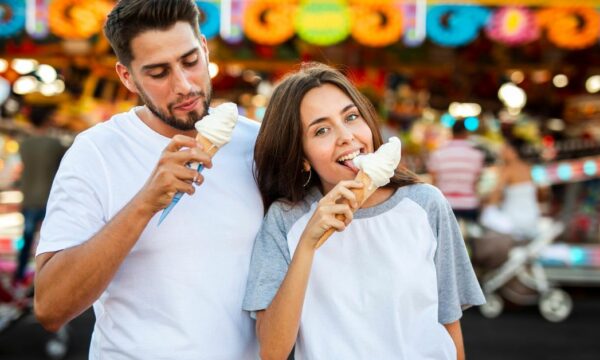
left=243, top=201, right=294, bottom=315
left=409, top=184, right=486, bottom=324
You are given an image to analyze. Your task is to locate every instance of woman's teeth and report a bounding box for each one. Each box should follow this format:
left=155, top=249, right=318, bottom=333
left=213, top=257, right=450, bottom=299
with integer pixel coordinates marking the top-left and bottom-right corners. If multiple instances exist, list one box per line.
left=337, top=150, right=360, bottom=163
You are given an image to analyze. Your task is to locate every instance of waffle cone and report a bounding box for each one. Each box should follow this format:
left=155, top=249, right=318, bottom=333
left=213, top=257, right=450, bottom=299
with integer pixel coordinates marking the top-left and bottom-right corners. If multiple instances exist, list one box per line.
left=314, top=170, right=378, bottom=249
left=196, top=133, right=219, bottom=157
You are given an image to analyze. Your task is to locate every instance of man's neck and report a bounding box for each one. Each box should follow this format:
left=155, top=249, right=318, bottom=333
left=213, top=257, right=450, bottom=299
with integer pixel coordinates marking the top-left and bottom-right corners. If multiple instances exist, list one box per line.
left=135, top=106, right=197, bottom=139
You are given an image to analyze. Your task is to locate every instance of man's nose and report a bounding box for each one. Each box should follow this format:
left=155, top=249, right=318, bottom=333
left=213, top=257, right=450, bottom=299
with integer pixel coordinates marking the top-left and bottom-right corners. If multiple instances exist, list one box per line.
left=172, top=67, right=193, bottom=95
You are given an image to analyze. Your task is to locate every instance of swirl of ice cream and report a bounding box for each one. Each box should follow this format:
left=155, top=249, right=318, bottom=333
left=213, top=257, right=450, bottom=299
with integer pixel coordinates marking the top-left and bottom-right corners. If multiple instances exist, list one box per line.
left=352, top=137, right=402, bottom=188
left=194, top=102, right=238, bottom=148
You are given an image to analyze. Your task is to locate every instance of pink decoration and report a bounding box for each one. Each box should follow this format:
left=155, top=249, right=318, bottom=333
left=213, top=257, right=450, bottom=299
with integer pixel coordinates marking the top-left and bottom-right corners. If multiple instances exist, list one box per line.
left=485, top=6, right=539, bottom=46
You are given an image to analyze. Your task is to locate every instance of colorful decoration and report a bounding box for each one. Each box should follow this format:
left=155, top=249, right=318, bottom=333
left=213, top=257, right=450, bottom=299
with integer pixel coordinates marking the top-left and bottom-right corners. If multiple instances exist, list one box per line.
left=295, top=0, right=350, bottom=46
left=25, top=0, right=49, bottom=39
left=48, top=0, right=112, bottom=40
left=243, top=0, right=295, bottom=46
left=531, top=155, right=600, bottom=186
left=0, top=1, right=600, bottom=50
left=537, top=7, right=600, bottom=50
left=427, top=5, right=490, bottom=47
left=485, top=6, right=539, bottom=46
left=0, top=0, right=26, bottom=38
left=196, top=1, right=219, bottom=40
left=351, top=1, right=403, bottom=47
left=402, top=3, right=426, bottom=47
left=220, top=0, right=246, bottom=44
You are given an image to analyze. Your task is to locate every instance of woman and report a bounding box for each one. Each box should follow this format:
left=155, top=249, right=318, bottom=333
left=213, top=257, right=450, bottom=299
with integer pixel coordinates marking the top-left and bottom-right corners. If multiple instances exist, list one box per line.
left=480, top=139, right=540, bottom=241
left=243, top=63, right=484, bottom=360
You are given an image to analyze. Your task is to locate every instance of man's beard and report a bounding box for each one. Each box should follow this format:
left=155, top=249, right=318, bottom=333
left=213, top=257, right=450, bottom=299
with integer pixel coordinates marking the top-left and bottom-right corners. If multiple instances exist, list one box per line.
left=136, top=83, right=212, bottom=131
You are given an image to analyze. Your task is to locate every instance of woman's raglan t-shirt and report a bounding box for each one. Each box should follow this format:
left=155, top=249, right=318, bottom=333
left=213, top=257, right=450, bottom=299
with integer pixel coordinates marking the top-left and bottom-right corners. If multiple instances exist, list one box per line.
left=243, top=183, right=485, bottom=360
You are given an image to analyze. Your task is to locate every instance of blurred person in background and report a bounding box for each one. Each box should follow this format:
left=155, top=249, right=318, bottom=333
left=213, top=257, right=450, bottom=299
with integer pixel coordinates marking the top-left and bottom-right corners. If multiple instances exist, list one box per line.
left=13, top=105, right=65, bottom=288
left=427, top=118, right=485, bottom=223
left=480, top=138, right=540, bottom=241
left=33, top=0, right=262, bottom=359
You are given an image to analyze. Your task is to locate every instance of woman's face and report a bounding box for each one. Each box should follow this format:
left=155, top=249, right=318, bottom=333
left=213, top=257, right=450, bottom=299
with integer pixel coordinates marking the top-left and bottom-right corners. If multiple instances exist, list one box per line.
left=300, top=83, right=374, bottom=194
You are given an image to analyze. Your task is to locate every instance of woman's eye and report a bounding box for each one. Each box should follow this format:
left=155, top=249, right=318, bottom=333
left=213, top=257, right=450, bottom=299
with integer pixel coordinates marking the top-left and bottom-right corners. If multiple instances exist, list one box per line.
left=347, top=113, right=359, bottom=121
left=315, top=127, right=329, bottom=136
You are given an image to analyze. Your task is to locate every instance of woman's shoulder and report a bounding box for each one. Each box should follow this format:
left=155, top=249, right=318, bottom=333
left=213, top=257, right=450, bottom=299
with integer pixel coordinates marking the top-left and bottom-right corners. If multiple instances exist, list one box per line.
left=394, top=183, right=449, bottom=212
left=265, top=190, right=319, bottom=226
left=396, top=183, right=445, bottom=200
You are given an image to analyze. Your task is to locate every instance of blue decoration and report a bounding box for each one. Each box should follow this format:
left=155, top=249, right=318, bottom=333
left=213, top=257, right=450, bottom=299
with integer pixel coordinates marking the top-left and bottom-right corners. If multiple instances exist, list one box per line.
left=196, top=1, right=220, bottom=40
left=583, top=160, right=597, bottom=176
left=570, top=247, right=586, bottom=266
left=464, top=116, right=479, bottom=131
left=427, top=5, right=490, bottom=47
left=441, top=113, right=455, bottom=128
left=0, top=0, right=26, bottom=38
left=531, top=165, right=547, bottom=184
left=557, top=163, right=572, bottom=181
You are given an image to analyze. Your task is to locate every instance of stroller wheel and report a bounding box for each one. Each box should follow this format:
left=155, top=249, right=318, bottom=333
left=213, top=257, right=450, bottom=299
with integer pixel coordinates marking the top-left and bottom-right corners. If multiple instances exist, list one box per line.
left=45, top=338, right=68, bottom=360
left=45, top=326, right=69, bottom=360
left=539, top=289, right=572, bottom=323
left=479, top=293, right=504, bottom=318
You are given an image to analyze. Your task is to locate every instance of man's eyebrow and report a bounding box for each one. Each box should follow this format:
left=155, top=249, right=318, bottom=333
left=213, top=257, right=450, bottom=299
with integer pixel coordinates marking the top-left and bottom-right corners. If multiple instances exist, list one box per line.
left=140, top=48, right=199, bottom=72
left=307, top=104, right=356, bottom=128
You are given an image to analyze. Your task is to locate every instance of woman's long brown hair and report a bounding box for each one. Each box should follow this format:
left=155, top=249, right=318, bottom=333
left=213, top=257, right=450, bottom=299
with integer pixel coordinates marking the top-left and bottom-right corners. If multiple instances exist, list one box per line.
left=255, top=62, right=421, bottom=212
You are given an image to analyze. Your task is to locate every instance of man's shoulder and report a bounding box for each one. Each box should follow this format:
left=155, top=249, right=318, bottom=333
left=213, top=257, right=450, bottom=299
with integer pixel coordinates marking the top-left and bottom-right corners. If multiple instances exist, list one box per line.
left=75, top=111, right=133, bottom=143
left=236, top=115, right=260, bottom=136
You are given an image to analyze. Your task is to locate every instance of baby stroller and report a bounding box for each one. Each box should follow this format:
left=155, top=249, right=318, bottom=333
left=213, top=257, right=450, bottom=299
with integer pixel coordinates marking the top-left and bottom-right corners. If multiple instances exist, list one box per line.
left=469, top=217, right=572, bottom=322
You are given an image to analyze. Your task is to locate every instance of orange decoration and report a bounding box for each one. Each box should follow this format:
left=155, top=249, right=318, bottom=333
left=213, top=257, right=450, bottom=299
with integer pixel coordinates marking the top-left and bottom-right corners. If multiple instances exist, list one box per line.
left=49, top=0, right=113, bottom=40
left=537, top=7, right=600, bottom=50
left=243, top=0, right=295, bottom=46
left=351, top=1, right=403, bottom=47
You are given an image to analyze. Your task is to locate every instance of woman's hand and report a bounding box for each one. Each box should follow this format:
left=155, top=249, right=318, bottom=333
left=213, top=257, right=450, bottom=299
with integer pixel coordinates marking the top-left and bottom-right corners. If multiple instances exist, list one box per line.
left=300, top=180, right=364, bottom=249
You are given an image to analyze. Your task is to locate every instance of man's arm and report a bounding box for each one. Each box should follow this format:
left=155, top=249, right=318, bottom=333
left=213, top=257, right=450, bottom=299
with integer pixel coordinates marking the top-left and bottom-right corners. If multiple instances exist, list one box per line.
left=34, top=135, right=211, bottom=332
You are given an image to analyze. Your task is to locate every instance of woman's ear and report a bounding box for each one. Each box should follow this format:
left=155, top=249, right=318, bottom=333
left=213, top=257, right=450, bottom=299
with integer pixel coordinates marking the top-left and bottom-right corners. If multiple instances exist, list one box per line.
left=303, top=160, right=311, bottom=172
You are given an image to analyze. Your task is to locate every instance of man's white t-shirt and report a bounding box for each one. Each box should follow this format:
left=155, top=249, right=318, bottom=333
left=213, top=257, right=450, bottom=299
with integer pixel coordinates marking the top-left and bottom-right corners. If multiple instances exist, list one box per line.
left=37, top=107, right=263, bottom=359
left=244, top=184, right=485, bottom=359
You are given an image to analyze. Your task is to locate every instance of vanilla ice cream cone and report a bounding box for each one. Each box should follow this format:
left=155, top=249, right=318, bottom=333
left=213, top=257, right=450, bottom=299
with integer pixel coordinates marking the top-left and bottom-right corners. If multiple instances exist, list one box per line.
left=314, top=137, right=402, bottom=249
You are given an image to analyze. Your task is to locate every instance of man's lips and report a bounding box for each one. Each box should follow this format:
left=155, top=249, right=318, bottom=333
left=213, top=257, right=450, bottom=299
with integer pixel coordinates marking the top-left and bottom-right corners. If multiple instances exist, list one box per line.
left=174, top=97, right=200, bottom=111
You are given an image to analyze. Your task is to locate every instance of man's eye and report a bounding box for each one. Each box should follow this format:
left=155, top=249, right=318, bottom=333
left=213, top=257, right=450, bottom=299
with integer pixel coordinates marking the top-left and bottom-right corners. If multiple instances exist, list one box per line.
left=150, top=71, right=167, bottom=79
left=183, top=58, right=199, bottom=67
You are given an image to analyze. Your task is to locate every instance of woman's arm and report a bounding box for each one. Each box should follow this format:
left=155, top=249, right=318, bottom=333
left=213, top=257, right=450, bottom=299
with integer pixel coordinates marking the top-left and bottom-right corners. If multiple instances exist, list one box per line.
left=255, top=240, right=315, bottom=360
left=444, top=320, right=465, bottom=360
left=255, top=180, right=362, bottom=360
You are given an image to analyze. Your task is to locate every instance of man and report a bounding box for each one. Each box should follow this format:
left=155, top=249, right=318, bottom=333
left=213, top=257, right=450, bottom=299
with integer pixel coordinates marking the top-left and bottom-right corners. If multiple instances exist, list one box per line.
left=34, top=1, right=263, bottom=358
left=427, top=118, right=484, bottom=222
left=14, top=105, right=65, bottom=288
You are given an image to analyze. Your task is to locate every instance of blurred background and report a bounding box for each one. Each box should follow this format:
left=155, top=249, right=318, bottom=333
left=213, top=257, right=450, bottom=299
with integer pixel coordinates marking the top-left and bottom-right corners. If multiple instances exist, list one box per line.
left=1, top=0, right=600, bottom=359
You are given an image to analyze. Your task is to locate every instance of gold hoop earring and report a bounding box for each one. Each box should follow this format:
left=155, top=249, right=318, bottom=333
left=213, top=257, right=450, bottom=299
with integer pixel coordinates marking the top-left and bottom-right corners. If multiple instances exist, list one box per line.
left=302, top=168, right=312, bottom=187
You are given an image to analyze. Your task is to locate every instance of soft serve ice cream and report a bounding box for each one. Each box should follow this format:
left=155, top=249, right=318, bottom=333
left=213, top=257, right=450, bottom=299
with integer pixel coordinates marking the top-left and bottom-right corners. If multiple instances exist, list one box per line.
left=352, top=137, right=402, bottom=189
left=195, top=102, right=238, bottom=148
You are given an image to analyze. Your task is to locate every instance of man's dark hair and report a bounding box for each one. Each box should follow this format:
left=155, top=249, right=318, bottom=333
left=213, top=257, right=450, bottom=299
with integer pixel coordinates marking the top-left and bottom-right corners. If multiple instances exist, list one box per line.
left=103, top=0, right=201, bottom=67
left=29, top=105, right=57, bottom=128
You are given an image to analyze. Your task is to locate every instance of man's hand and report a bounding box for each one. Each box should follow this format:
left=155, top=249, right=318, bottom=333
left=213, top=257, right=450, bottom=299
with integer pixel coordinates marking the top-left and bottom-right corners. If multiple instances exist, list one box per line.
left=137, top=135, right=213, bottom=214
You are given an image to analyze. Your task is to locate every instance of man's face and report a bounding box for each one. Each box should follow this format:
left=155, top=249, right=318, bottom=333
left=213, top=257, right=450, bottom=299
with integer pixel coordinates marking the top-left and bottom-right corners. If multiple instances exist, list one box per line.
left=119, top=22, right=212, bottom=131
